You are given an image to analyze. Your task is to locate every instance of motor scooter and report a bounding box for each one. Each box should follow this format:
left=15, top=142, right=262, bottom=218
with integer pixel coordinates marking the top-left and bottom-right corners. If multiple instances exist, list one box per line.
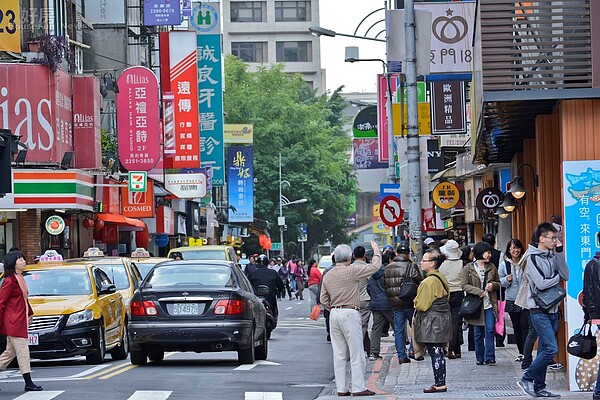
left=255, top=285, right=278, bottom=340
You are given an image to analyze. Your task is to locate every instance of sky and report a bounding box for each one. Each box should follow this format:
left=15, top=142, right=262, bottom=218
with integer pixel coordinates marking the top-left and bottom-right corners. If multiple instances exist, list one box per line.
left=318, top=0, right=388, bottom=94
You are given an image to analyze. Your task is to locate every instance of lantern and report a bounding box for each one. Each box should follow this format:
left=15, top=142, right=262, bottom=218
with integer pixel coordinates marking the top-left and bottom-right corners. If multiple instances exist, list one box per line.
left=94, top=219, right=105, bottom=231
left=82, top=218, right=94, bottom=229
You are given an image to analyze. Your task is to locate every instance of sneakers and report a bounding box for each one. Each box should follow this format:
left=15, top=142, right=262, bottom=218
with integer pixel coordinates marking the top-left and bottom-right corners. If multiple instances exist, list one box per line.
left=535, top=389, right=561, bottom=398
left=515, top=354, right=524, bottom=362
left=548, top=363, right=564, bottom=371
left=369, top=353, right=382, bottom=361
left=517, top=379, right=537, bottom=397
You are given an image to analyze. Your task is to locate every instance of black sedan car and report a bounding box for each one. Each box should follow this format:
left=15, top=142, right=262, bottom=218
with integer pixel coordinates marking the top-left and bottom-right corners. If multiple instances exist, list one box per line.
left=128, top=260, right=268, bottom=365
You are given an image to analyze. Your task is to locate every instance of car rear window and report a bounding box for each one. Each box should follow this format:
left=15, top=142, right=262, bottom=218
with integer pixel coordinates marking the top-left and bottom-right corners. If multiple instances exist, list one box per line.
left=24, top=270, right=92, bottom=296
left=145, top=264, right=236, bottom=288
left=96, top=264, right=130, bottom=290
left=174, top=250, right=227, bottom=260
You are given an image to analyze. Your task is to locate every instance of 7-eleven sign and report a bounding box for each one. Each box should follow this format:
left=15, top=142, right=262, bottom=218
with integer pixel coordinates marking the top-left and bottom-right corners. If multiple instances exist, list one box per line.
left=129, top=172, right=147, bottom=192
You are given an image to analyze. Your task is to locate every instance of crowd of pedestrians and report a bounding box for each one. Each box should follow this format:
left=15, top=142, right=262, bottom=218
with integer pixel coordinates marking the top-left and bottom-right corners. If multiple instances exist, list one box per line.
left=313, top=220, right=587, bottom=398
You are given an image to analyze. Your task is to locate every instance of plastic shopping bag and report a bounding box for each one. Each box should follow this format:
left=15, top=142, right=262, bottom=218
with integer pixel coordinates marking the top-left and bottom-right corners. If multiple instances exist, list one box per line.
left=494, top=300, right=506, bottom=336
left=309, top=305, right=321, bottom=321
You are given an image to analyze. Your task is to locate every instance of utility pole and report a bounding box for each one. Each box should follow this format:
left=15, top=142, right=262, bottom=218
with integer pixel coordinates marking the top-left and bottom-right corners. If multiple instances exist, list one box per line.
left=404, top=0, right=423, bottom=263
left=279, top=153, right=285, bottom=260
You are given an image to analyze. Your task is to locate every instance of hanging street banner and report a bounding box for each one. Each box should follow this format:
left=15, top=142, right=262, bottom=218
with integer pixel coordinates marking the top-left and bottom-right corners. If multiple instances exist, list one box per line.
left=159, top=31, right=200, bottom=170
left=192, top=2, right=225, bottom=186
left=144, top=0, right=181, bottom=26
left=353, top=106, right=378, bottom=138
left=562, top=160, right=600, bottom=391
left=430, top=81, right=467, bottom=135
left=224, top=124, right=254, bottom=144
left=354, top=139, right=386, bottom=170
left=121, top=180, right=154, bottom=218
left=116, top=66, right=161, bottom=171
left=0, top=0, right=20, bottom=53
left=227, top=146, right=254, bottom=222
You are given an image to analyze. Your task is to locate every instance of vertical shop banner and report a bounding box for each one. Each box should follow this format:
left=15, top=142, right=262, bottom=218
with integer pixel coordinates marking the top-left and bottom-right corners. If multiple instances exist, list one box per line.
left=377, top=74, right=391, bottom=163
left=73, top=76, right=102, bottom=169
left=144, top=0, right=181, bottom=26
left=192, top=2, right=225, bottom=186
left=0, top=0, right=20, bottom=52
left=563, top=160, right=600, bottom=391
left=430, top=81, right=466, bottom=135
left=160, top=31, right=200, bottom=169
left=227, top=146, right=254, bottom=222
left=116, top=67, right=161, bottom=171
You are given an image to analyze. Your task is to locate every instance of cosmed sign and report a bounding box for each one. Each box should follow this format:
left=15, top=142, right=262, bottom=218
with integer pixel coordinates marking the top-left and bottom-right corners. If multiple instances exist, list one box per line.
left=116, top=67, right=161, bottom=171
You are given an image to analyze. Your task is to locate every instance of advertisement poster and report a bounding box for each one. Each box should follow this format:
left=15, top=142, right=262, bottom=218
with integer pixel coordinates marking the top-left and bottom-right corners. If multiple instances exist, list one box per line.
left=144, top=0, right=181, bottom=26
left=353, top=139, right=387, bottom=170
left=227, top=146, right=254, bottom=222
left=562, top=160, right=600, bottom=391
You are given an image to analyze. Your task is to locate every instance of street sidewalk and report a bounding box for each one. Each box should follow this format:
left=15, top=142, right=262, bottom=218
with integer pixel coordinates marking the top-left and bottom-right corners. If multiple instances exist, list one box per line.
left=316, top=336, right=592, bottom=400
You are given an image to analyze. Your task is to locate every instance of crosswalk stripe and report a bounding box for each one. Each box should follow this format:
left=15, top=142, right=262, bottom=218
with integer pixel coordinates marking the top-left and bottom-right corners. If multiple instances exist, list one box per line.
left=13, top=391, right=64, bottom=400
left=245, top=392, right=283, bottom=400
left=126, top=391, right=172, bottom=400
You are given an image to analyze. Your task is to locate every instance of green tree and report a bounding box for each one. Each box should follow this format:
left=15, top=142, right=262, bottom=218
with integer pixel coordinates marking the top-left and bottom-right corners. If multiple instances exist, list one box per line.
left=224, top=56, right=356, bottom=257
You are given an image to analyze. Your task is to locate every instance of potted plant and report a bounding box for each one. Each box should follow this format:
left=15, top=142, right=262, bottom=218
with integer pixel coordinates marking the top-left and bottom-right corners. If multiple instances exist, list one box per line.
left=31, top=34, right=69, bottom=73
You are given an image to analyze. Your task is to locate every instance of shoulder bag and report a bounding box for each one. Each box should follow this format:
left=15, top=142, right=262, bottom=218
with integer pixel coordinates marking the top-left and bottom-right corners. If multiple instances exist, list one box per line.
left=458, top=267, right=486, bottom=319
left=398, top=277, right=418, bottom=301
left=567, top=321, right=597, bottom=359
left=529, top=255, right=566, bottom=311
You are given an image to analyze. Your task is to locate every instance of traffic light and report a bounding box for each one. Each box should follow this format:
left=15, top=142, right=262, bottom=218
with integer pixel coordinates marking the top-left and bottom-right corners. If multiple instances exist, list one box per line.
left=0, top=129, right=20, bottom=196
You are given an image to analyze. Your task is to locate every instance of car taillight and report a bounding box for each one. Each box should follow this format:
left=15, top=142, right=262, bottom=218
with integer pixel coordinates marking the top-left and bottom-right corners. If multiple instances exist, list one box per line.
left=131, top=300, right=157, bottom=316
left=214, top=299, right=245, bottom=315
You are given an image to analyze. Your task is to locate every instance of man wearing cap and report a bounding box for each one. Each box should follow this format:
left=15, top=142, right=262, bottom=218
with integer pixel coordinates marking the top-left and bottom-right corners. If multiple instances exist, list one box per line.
left=384, top=244, right=424, bottom=363
left=424, top=237, right=436, bottom=250
left=439, top=240, right=465, bottom=358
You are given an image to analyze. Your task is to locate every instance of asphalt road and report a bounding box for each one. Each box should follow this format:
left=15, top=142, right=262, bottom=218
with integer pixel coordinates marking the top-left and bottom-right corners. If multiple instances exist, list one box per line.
left=0, top=296, right=333, bottom=400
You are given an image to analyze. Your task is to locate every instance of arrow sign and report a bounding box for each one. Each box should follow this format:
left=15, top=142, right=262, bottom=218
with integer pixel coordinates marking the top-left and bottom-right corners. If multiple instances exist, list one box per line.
left=379, top=195, right=404, bottom=227
left=380, top=183, right=401, bottom=199
left=128, top=172, right=147, bottom=192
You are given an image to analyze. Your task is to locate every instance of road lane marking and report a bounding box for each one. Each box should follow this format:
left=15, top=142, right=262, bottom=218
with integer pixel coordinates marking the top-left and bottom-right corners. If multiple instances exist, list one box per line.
left=67, top=364, right=113, bottom=378
left=99, top=364, right=137, bottom=379
left=234, top=360, right=281, bottom=371
left=85, top=363, right=132, bottom=379
left=284, top=307, right=292, bottom=310
left=13, top=391, right=64, bottom=400
left=127, top=391, right=172, bottom=400
left=245, top=392, right=283, bottom=400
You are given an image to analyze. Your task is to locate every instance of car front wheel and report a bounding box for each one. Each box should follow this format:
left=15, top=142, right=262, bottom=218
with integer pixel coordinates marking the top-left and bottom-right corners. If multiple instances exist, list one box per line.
left=86, top=324, right=106, bottom=364
left=110, top=323, right=129, bottom=360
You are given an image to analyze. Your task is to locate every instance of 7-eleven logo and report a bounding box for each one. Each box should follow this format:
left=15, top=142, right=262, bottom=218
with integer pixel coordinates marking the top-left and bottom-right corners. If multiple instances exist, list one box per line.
left=129, top=172, right=147, bottom=192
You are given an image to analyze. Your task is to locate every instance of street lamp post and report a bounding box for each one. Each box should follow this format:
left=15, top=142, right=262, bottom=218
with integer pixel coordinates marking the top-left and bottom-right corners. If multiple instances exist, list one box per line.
left=279, top=153, right=308, bottom=259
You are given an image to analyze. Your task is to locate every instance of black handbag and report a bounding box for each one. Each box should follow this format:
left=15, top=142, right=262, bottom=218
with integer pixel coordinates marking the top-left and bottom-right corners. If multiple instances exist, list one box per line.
left=458, top=267, right=486, bottom=319
left=398, top=277, right=418, bottom=301
left=458, top=293, right=483, bottom=319
left=567, top=322, right=597, bottom=359
left=529, top=255, right=566, bottom=311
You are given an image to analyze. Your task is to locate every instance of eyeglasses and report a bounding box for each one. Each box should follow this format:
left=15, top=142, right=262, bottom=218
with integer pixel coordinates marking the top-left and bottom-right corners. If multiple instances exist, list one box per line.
left=421, top=258, right=435, bottom=263
left=543, top=235, right=558, bottom=241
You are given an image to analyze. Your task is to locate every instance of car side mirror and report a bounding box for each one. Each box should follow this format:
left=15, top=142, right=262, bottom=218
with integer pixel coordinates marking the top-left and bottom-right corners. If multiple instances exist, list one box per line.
left=99, top=284, right=117, bottom=294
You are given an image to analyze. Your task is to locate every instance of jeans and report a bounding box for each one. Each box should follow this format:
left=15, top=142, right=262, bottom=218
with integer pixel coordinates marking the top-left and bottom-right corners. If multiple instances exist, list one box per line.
left=393, top=308, right=414, bottom=359
left=474, top=308, right=496, bottom=362
left=523, top=312, right=558, bottom=392
left=596, top=325, right=600, bottom=397
left=522, top=311, right=537, bottom=368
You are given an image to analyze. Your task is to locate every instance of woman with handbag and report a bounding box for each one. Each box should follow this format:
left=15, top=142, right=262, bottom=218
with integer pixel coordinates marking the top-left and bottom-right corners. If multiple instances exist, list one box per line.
left=439, top=240, right=465, bottom=359
left=498, top=238, right=529, bottom=363
left=461, top=241, right=501, bottom=365
left=413, top=249, right=451, bottom=393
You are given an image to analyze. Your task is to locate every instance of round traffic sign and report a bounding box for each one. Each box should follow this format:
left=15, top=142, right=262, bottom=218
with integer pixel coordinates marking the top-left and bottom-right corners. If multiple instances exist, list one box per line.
left=379, top=196, right=404, bottom=227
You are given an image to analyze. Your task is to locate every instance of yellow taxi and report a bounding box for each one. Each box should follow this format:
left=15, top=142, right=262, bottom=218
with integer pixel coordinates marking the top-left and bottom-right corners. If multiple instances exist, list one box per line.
left=167, top=245, right=238, bottom=263
left=128, top=248, right=170, bottom=278
left=64, top=248, right=144, bottom=314
left=5, top=260, right=129, bottom=364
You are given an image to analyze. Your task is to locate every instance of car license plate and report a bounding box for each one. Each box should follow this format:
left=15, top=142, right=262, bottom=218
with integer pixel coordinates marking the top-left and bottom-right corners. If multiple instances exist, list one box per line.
left=28, top=333, right=39, bottom=346
left=172, top=303, right=200, bottom=315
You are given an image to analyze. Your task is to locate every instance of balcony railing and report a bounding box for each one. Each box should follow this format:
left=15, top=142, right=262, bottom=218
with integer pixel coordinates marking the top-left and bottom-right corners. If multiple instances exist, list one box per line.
left=480, top=0, right=592, bottom=91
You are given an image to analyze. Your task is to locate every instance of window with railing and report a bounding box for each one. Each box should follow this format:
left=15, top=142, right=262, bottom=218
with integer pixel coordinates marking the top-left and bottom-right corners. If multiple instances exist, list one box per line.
left=230, top=1, right=265, bottom=22
left=276, top=41, right=312, bottom=62
left=275, top=1, right=311, bottom=22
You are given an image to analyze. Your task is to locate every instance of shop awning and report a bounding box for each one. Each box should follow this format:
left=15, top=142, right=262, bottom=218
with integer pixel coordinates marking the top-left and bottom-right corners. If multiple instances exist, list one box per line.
left=95, top=213, right=146, bottom=229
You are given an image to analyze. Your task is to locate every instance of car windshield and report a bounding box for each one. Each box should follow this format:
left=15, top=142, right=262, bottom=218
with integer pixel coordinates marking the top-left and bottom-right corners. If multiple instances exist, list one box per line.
left=95, top=263, right=130, bottom=290
left=24, top=269, right=92, bottom=296
left=174, top=250, right=227, bottom=260
left=145, top=264, right=236, bottom=288
left=136, top=262, right=161, bottom=279
left=319, top=258, right=332, bottom=269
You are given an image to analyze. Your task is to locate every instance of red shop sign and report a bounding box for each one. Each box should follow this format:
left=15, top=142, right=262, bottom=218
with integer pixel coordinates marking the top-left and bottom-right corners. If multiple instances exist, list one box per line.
left=116, top=66, right=161, bottom=171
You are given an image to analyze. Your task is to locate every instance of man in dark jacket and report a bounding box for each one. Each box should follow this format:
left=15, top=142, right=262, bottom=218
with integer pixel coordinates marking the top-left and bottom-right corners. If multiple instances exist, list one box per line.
left=367, top=249, right=395, bottom=360
left=384, top=244, right=423, bottom=364
left=248, top=255, right=285, bottom=318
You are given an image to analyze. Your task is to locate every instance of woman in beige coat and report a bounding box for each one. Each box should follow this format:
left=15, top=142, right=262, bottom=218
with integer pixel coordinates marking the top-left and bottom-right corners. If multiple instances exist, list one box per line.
left=461, top=241, right=500, bottom=365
